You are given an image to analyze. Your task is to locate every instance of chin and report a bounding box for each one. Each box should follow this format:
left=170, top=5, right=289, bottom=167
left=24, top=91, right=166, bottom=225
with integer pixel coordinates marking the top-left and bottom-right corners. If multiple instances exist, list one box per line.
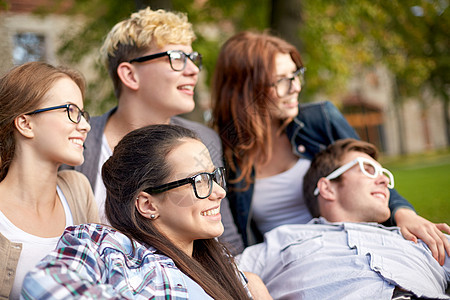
left=209, top=227, right=224, bottom=239
left=279, top=108, right=299, bottom=120
left=64, top=157, right=84, bottom=167
left=376, top=211, right=391, bottom=223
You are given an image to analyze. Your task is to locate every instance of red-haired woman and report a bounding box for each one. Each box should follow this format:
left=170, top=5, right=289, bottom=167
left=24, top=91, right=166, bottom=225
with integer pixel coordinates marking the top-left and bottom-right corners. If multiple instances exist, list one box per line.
left=211, top=31, right=449, bottom=264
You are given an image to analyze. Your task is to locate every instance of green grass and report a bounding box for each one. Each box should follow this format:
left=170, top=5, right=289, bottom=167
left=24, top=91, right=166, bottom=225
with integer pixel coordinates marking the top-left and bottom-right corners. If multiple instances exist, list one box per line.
left=380, top=149, right=450, bottom=225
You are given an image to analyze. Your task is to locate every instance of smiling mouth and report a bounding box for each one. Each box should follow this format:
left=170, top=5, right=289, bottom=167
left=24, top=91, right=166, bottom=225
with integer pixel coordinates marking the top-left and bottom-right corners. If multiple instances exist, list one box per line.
left=201, top=207, right=220, bottom=216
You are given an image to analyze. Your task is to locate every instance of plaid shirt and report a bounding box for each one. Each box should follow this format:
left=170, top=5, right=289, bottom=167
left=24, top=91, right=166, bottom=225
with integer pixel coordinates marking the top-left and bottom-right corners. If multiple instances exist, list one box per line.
left=21, top=224, right=249, bottom=299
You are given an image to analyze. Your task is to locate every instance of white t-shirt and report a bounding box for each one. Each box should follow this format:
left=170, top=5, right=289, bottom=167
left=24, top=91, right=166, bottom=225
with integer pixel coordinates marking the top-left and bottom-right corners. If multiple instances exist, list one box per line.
left=0, top=186, right=73, bottom=300
left=252, top=158, right=312, bottom=235
left=94, top=134, right=113, bottom=224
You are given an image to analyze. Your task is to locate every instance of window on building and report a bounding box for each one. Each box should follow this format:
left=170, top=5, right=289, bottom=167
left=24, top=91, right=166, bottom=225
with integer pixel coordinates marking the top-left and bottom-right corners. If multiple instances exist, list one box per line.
left=13, top=32, right=46, bottom=65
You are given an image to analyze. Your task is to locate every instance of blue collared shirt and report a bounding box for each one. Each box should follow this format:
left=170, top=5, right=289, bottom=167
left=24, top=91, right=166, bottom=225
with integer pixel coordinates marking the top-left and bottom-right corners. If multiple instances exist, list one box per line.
left=237, top=218, right=450, bottom=299
left=21, top=224, right=249, bottom=299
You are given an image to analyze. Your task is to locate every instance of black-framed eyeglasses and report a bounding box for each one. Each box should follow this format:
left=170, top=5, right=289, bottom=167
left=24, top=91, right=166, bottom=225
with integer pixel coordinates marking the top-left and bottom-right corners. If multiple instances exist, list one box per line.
left=273, top=67, right=306, bottom=98
left=145, top=167, right=226, bottom=199
left=26, top=103, right=90, bottom=124
left=129, top=50, right=203, bottom=72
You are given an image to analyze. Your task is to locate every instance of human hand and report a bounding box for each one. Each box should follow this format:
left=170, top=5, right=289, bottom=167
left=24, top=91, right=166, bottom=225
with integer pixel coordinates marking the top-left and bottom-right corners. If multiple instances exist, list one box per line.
left=395, top=208, right=450, bottom=265
left=244, top=272, right=273, bottom=300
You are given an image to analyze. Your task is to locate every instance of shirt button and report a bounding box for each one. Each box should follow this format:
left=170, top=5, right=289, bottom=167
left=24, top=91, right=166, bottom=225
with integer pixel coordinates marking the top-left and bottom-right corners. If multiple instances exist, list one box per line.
left=297, top=145, right=306, bottom=153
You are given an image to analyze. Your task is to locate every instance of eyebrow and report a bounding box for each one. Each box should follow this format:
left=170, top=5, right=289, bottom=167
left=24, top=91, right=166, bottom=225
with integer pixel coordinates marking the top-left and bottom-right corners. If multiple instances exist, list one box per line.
left=170, top=167, right=215, bottom=180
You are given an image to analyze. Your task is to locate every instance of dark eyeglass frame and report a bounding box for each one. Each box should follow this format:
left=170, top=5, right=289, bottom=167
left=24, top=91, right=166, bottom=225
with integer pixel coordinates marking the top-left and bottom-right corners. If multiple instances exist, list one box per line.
left=25, top=103, right=90, bottom=124
left=273, top=67, right=306, bottom=97
left=145, top=167, right=225, bottom=199
left=128, top=50, right=203, bottom=71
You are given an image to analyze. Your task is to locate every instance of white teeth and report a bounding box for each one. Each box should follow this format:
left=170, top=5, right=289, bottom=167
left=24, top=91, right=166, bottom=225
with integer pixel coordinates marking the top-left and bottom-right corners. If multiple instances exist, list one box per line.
left=71, top=139, right=83, bottom=146
left=179, top=85, right=193, bottom=91
left=201, top=207, right=220, bottom=216
left=373, top=192, right=385, bottom=199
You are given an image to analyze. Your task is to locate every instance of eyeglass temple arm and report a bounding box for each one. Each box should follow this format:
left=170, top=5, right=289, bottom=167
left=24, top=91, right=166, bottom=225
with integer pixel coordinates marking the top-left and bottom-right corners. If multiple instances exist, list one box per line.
left=25, top=104, right=68, bottom=115
left=129, top=52, right=167, bottom=63
left=145, top=177, right=193, bottom=194
left=313, top=160, right=357, bottom=196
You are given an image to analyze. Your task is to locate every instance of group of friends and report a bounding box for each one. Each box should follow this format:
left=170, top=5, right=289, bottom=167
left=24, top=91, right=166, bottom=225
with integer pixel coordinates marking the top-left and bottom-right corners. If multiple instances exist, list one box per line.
left=0, top=6, right=449, bottom=300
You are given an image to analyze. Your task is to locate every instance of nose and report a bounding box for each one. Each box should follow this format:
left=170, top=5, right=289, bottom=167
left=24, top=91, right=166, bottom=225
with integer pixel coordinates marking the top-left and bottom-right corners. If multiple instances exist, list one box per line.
left=209, top=181, right=226, bottom=200
left=77, top=115, right=91, bottom=133
left=183, top=58, right=200, bottom=76
left=376, top=172, right=389, bottom=187
left=290, top=77, right=302, bottom=94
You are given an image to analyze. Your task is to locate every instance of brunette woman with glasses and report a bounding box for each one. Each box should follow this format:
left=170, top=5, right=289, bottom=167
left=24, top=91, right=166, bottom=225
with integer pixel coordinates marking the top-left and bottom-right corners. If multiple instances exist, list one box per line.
left=0, top=61, right=99, bottom=299
left=22, top=124, right=263, bottom=299
left=211, top=31, right=449, bottom=264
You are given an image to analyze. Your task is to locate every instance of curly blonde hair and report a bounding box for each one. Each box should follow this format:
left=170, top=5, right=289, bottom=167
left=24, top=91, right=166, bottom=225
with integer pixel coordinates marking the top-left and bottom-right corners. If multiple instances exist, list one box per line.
left=100, top=7, right=196, bottom=97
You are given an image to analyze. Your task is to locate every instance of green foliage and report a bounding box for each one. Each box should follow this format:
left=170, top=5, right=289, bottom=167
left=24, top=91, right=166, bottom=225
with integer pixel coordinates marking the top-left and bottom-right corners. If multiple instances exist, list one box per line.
left=0, top=0, right=8, bottom=10
left=46, top=0, right=449, bottom=119
left=382, top=149, right=450, bottom=224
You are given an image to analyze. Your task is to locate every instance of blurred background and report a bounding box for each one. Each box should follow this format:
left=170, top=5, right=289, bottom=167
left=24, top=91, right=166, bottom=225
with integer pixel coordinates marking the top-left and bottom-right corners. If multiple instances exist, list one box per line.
left=0, top=0, right=448, bottom=222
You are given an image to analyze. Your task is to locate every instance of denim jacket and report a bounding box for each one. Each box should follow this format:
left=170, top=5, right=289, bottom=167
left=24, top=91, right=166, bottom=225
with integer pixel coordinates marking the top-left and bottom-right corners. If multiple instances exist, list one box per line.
left=227, top=101, right=414, bottom=247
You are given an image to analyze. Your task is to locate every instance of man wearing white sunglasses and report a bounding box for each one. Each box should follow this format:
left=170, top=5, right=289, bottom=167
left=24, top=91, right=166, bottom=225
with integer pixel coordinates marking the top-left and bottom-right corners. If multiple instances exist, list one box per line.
left=237, top=139, right=449, bottom=299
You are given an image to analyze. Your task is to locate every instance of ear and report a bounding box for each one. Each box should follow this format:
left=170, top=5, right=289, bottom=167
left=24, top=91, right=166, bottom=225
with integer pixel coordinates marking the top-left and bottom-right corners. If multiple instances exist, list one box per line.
left=14, top=115, right=34, bottom=138
left=316, top=178, right=337, bottom=202
left=135, top=191, right=159, bottom=220
left=117, top=62, right=139, bottom=91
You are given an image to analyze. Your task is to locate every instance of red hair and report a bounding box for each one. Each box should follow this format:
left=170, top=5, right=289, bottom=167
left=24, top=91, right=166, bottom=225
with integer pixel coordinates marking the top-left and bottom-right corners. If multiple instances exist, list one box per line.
left=211, top=31, right=303, bottom=189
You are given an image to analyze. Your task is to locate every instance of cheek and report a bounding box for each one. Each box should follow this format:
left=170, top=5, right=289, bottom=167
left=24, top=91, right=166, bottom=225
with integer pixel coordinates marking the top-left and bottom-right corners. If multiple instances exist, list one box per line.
left=166, top=189, right=198, bottom=207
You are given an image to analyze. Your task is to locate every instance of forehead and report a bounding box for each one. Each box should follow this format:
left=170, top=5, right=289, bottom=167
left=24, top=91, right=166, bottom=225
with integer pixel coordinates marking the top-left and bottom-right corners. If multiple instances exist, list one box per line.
left=166, top=139, right=213, bottom=177
left=148, top=43, right=193, bottom=54
left=41, top=77, right=83, bottom=107
left=341, top=150, right=380, bottom=167
left=274, top=52, right=296, bottom=75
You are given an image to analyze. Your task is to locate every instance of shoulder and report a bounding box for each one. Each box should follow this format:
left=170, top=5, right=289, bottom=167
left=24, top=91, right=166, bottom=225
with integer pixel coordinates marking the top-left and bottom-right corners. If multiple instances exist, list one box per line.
left=63, top=224, right=127, bottom=246
left=61, top=224, right=135, bottom=255
left=88, top=108, right=117, bottom=139
left=62, top=224, right=171, bottom=267
left=170, top=116, right=220, bottom=144
left=57, top=170, right=94, bottom=209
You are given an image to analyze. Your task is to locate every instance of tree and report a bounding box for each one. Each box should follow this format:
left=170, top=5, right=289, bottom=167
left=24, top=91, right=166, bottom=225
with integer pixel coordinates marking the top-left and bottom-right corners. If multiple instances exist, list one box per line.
left=38, top=0, right=449, bottom=147
left=270, top=0, right=303, bottom=51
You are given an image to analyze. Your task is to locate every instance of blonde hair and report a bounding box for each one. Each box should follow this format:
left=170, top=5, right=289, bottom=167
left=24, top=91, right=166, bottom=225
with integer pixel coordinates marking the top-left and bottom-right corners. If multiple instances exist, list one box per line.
left=100, top=7, right=196, bottom=97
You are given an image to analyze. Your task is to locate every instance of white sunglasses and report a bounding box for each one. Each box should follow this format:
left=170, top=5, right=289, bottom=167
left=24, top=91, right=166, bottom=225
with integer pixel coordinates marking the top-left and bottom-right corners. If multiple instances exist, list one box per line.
left=313, top=156, right=394, bottom=196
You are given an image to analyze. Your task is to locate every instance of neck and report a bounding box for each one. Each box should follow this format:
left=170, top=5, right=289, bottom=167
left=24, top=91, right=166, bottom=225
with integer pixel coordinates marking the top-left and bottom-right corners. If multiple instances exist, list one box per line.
left=118, top=92, right=172, bottom=125
left=178, top=240, right=194, bottom=258
left=321, top=208, right=364, bottom=223
left=105, top=98, right=172, bottom=150
left=0, top=155, right=58, bottom=208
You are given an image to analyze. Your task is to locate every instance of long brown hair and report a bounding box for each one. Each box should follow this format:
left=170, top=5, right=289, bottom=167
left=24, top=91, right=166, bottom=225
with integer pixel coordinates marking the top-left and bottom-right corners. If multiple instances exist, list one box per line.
left=211, top=31, right=303, bottom=190
left=102, top=124, right=250, bottom=300
left=0, top=61, right=85, bottom=181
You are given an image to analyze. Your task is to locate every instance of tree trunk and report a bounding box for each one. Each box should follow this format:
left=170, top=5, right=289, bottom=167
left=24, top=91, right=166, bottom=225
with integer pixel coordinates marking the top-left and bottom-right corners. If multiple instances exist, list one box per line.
left=270, top=0, right=303, bottom=52
left=393, top=78, right=406, bottom=155
left=444, top=96, right=450, bottom=146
